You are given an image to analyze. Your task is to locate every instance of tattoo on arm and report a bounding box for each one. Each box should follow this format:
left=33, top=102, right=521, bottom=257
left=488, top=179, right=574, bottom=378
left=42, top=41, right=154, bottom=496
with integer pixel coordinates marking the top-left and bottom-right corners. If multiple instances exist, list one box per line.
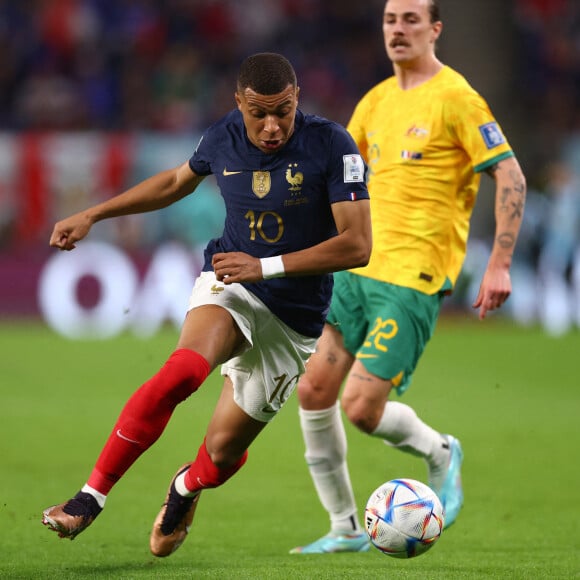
left=510, top=199, right=524, bottom=220
left=496, top=232, right=515, bottom=249
left=351, top=372, right=374, bottom=383
left=510, top=169, right=526, bottom=194
left=485, top=163, right=499, bottom=178
left=495, top=164, right=526, bottom=222
left=508, top=169, right=526, bottom=220
left=488, top=159, right=526, bottom=249
left=499, top=187, right=524, bottom=220
left=499, top=187, right=510, bottom=213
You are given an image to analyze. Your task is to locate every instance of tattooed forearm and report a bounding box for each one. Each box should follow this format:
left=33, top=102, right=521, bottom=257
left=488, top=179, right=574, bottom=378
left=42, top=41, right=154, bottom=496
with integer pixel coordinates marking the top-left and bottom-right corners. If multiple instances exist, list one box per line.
left=510, top=168, right=526, bottom=194
left=496, top=232, right=515, bottom=249
left=497, top=166, right=526, bottom=222
left=510, top=199, right=524, bottom=220
left=498, top=187, right=524, bottom=220
left=499, top=187, right=511, bottom=213
left=488, top=157, right=526, bottom=256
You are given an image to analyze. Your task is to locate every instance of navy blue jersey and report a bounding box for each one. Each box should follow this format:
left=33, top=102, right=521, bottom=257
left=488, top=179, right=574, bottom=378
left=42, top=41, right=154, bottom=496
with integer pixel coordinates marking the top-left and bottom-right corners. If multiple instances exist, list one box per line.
left=189, top=109, right=369, bottom=337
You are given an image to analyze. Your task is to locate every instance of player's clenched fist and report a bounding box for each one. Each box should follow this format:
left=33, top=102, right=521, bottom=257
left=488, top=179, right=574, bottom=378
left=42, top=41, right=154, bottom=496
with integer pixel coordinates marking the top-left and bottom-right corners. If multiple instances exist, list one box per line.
left=212, top=252, right=263, bottom=284
left=49, top=212, right=94, bottom=251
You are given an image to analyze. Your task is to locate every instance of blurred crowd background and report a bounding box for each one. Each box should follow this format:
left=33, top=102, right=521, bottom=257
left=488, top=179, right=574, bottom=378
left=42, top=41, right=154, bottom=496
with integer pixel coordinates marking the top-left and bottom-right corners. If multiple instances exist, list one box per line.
left=0, top=0, right=579, bottom=335
left=0, top=0, right=388, bottom=132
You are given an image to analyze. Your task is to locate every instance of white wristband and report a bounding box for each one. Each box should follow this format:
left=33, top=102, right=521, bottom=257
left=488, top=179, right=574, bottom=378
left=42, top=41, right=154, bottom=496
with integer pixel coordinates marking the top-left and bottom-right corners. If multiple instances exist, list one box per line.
left=260, top=255, right=285, bottom=279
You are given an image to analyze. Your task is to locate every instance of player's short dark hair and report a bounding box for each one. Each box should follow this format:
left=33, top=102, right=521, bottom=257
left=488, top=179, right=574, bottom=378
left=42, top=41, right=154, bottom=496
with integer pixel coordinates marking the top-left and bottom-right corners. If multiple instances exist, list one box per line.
left=428, top=0, right=441, bottom=23
left=237, top=53, right=297, bottom=95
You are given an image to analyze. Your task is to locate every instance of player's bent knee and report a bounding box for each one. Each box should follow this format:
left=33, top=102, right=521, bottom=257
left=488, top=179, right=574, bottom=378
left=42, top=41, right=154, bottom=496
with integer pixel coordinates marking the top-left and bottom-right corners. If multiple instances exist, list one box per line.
left=296, top=375, right=319, bottom=408
left=297, top=374, right=338, bottom=409
left=342, top=398, right=379, bottom=434
left=296, top=373, right=314, bottom=396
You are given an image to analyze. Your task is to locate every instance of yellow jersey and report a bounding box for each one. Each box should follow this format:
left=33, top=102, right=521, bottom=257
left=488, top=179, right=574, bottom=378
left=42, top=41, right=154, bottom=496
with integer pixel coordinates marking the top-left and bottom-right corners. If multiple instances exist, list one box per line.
left=347, top=65, right=514, bottom=294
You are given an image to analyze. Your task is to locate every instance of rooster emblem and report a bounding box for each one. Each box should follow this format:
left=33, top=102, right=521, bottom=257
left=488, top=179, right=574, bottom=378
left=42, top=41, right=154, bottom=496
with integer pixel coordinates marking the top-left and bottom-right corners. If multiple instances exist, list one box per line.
left=286, top=163, right=303, bottom=193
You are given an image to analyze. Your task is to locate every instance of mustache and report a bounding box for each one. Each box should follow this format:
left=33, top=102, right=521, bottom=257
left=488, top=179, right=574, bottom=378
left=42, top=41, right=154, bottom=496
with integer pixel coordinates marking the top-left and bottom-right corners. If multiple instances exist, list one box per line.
left=390, top=37, right=410, bottom=47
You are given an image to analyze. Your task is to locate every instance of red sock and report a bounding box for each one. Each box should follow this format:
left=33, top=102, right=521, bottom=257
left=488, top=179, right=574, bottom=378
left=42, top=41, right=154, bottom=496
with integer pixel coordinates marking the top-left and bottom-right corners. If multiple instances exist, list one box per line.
left=87, top=349, right=210, bottom=494
left=184, top=439, right=248, bottom=492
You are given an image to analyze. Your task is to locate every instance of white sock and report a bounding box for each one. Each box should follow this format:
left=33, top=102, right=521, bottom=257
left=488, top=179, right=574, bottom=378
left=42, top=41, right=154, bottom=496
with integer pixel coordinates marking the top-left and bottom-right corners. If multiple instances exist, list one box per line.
left=299, top=403, right=363, bottom=534
left=371, top=401, right=450, bottom=491
left=174, top=472, right=198, bottom=498
left=81, top=484, right=107, bottom=509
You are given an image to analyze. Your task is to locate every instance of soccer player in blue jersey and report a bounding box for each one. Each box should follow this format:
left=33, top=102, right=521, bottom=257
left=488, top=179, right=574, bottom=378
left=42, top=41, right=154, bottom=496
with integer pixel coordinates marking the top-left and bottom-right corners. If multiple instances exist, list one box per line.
left=42, top=52, right=372, bottom=557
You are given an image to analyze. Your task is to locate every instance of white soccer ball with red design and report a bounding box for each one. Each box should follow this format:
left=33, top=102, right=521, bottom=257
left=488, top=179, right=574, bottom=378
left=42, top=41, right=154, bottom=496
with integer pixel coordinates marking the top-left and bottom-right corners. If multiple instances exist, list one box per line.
left=364, top=478, right=444, bottom=558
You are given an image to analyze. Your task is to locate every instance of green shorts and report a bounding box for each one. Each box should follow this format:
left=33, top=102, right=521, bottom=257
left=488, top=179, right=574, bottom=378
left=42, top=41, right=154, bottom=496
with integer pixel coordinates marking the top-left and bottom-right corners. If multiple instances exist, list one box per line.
left=326, top=271, right=445, bottom=395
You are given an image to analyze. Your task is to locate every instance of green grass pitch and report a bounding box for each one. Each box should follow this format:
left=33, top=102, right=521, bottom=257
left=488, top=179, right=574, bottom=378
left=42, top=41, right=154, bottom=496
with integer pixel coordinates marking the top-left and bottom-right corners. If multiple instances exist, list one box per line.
left=1, top=317, right=578, bottom=579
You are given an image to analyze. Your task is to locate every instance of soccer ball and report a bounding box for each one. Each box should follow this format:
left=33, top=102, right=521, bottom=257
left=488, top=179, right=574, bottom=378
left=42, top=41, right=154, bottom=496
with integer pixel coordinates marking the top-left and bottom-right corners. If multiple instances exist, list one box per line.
left=364, top=478, right=444, bottom=558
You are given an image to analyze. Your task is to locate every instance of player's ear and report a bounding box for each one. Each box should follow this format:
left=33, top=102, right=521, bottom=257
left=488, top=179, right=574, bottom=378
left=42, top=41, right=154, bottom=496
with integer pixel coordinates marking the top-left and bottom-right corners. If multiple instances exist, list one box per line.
left=431, top=21, right=442, bottom=43
left=235, top=92, right=242, bottom=110
left=295, top=86, right=300, bottom=104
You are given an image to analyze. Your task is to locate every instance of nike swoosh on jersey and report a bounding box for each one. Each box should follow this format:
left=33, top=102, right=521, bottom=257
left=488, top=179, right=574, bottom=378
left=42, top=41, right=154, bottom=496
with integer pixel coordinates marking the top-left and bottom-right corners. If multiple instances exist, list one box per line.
left=223, top=168, right=242, bottom=176
left=356, top=353, right=378, bottom=359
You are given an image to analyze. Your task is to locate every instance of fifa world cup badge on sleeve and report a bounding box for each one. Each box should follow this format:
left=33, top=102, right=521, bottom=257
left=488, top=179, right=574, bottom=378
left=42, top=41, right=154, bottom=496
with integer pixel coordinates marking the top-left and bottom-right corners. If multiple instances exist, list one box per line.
left=479, top=122, right=506, bottom=149
left=343, top=154, right=364, bottom=183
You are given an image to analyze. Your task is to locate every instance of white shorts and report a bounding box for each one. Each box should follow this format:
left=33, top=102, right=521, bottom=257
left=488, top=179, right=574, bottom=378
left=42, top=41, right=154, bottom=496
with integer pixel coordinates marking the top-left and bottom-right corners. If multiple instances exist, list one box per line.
left=188, top=271, right=317, bottom=422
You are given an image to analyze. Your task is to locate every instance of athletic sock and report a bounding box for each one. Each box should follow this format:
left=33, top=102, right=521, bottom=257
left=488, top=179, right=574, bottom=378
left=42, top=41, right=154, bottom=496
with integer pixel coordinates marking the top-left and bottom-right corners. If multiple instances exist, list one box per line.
left=81, top=484, right=107, bottom=509
left=371, top=401, right=450, bottom=490
left=299, top=403, right=363, bottom=534
left=63, top=490, right=102, bottom=519
left=183, top=438, right=248, bottom=492
left=87, top=349, right=210, bottom=495
left=174, top=472, right=198, bottom=498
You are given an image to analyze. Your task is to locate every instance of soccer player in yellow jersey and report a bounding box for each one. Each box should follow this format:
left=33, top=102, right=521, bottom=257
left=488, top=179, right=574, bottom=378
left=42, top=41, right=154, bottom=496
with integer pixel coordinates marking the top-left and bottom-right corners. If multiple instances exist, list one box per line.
left=290, top=0, right=526, bottom=554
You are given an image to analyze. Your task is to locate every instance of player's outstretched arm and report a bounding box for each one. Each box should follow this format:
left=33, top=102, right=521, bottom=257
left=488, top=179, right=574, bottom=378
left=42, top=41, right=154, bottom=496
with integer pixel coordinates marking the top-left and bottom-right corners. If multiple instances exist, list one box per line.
left=49, top=162, right=204, bottom=251
left=473, top=156, right=527, bottom=319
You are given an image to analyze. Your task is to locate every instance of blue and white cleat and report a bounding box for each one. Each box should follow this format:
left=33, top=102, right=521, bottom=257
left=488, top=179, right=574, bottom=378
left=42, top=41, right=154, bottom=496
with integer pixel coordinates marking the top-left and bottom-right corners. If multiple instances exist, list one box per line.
left=436, top=434, right=463, bottom=528
left=290, top=532, right=371, bottom=554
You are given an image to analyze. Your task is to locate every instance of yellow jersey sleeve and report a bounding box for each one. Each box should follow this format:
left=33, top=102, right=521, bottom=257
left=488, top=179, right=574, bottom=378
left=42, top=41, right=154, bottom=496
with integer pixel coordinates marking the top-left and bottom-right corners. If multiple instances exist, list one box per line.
left=347, top=66, right=514, bottom=293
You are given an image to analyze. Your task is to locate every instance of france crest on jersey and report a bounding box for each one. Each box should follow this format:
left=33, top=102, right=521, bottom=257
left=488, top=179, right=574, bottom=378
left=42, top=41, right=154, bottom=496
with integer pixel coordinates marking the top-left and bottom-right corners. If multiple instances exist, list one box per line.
left=188, top=109, right=369, bottom=337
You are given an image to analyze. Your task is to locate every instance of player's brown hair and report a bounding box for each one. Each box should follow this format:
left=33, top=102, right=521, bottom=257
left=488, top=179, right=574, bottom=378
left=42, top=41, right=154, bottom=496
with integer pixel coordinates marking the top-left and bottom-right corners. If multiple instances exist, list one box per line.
left=428, top=0, right=441, bottom=23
